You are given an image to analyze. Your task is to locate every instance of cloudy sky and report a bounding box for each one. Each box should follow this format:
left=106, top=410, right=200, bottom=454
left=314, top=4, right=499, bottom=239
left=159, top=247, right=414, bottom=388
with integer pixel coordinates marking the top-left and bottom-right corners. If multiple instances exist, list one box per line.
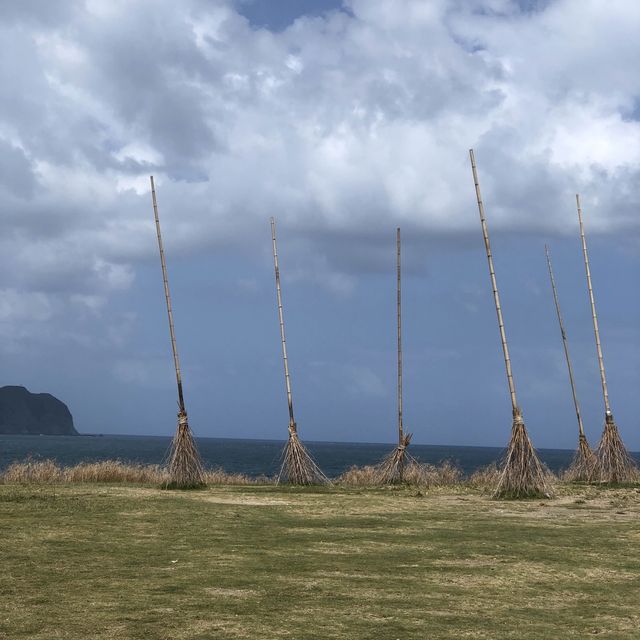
left=1, top=0, right=639, bottom=449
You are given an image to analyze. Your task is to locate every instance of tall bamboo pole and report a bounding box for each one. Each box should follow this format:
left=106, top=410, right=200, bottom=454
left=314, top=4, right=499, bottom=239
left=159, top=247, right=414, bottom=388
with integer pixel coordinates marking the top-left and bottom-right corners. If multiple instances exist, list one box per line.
left=375, top=228, right=413, bottom=484
left=269, top=218, right=327, bottom=484
left=469, top=150, right=518, bottom=412
left=396, top=227, right=406, bottom=481
left=150, top=176, right=185, bottom=413
left=544, top=245, right=585, bottom=438
left=270, top=217, right=296, bottom=434
left=468, top=149, right=549, bottom=498
left=575, top=195, right=636, bottom=483
left=397, top=228, right=403, bottom=447
left=149, top=176, right=204, bottom=488
left=576, top=195, right=610, bottom=415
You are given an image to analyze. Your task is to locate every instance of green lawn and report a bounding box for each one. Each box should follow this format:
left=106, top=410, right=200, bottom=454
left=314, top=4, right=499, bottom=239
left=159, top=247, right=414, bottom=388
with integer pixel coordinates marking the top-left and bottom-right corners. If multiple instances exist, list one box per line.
left=1, top=483, right=639, bottom=639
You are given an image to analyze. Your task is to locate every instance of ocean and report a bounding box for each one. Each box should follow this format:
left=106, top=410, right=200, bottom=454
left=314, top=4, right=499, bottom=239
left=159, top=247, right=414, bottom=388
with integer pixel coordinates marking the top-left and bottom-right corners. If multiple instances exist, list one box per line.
left=2, top=433, right=629, bottom=477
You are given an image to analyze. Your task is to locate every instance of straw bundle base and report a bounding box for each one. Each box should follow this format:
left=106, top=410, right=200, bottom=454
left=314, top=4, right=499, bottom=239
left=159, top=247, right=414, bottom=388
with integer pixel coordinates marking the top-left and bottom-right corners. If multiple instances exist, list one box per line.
left=564, top=433, right=596, bottom=482
left=278, top=429, right=328, bottom=485
left=164, top=411, right=206, bottom=489
left=376, top=434, right=416, bottom=484
left=494, top=410, right=551, bottom=499
left=593, top=414, right=638, bottom=484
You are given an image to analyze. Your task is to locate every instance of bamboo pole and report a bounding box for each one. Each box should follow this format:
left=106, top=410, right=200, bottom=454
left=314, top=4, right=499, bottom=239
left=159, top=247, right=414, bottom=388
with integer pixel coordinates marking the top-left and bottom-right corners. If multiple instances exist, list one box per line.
left=544, top=245, right=585, bottom=438
left=269, top=218, right=327, bottom=485
left=150, top=176, right=185, bottom=413
left=576, top=194, right=611, bottom=415
left=270, top=217, right=296, bottom=433
left=575, top=195, right=636, bottom=483
left=469, top=150, right=518, bottom=412
left=375, top=228, right=414, bottom=484
left=149, top=176, right=204, bottom=488
left=397, top=227, right=403, bottom=448
left=468, top=150, right=549, bottom=498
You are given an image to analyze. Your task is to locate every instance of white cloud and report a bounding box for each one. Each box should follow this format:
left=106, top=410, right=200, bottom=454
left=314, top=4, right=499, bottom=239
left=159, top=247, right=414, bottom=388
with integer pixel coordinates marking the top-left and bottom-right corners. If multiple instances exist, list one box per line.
left=0, top=289, right=54, bottom=323
left=1, top=0, right=639, bottom=304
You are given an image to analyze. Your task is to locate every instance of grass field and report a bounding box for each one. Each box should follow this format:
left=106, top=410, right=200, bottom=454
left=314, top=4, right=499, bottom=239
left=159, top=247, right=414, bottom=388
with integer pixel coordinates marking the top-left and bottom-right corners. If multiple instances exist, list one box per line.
left=1, top=483, right=639, bottom=639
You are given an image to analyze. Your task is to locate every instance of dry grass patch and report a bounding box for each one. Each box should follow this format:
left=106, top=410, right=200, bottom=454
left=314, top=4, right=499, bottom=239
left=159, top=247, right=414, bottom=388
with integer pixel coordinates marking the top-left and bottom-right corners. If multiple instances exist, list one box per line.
left=0, top=459, right=273, bottom=486
left=337, top=460, right=463, bottom=487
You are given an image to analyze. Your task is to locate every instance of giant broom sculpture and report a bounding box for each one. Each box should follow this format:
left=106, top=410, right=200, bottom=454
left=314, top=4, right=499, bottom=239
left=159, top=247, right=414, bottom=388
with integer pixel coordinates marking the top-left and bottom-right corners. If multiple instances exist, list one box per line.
left=270, top=217, right=327, bottom=485
left=469, top=150, right=550, bottom=498
left=377, top=228, right=416, bottom=483
left=575, top=195, right=637, bottom=483
left=545, top=245, right=596, bottom=481
left=150, top=176, right=205, bottom=489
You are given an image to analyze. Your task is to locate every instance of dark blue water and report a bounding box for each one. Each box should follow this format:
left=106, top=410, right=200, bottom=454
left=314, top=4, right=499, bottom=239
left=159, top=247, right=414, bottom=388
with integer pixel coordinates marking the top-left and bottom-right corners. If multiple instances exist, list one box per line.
left=3, top=433, right=629, bottom=478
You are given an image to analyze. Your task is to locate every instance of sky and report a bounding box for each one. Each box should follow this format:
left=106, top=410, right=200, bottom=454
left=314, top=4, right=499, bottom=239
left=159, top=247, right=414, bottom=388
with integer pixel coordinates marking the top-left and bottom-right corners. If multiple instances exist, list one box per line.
left=0, top=0, right=639, bottom=450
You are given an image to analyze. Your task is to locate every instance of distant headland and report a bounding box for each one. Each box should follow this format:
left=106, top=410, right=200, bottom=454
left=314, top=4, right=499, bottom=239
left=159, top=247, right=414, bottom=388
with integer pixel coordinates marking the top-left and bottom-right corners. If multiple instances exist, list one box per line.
left=0, top=386, right=77, bottom=436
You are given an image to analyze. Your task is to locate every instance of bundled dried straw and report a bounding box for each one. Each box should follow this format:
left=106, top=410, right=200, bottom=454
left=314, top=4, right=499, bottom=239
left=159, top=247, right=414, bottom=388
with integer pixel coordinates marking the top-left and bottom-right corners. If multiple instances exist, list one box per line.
left=593, top=413, right=638, bottom=484
left=164, top=410, right=206, bottom=489
left=563, top=433, right=597, bottom=482
left=494, top=408, right=552, bottom=499
left=376, top=434, right=417, bottom=484
left=278, top=426, right=328, bottom=485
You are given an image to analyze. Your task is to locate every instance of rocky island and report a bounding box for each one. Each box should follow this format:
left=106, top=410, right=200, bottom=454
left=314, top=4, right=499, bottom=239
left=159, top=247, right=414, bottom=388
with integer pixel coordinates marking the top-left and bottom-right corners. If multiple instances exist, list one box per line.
left=0, top=385, right=77, bottom=435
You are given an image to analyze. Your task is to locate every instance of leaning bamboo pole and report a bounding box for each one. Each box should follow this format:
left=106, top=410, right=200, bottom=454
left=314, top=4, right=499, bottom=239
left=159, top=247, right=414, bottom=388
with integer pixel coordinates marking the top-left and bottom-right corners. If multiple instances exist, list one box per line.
left=397, top=227, right=403, bottom=452
left=544, top=245, right=595, bottom=481
left=575, top=195, right=637, bottom=483
left=270, top=217, right=327, bottom=485
left=149, top=176, right=205, bottom=488
left=469, top=150, right=550, bottom=498
left=377, top=228, right=415, bottom=484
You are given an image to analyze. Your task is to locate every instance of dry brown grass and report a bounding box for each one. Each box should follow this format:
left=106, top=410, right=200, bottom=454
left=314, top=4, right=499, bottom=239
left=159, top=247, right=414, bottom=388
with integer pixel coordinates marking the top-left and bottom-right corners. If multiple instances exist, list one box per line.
left=204, top=468, right=272, bottom=485
left=337, top=460, right=463, bottom=488
left=67, top=461, right=167, bottom=483
left=335, top=464, right=379, bottom=485
left=0, top=458, right=573, bottom=492
left=1, top=459, right=66, bottom=483
left=467, top=463, right=502, bottom=491
left=0, top=460, right=273, bottom=486
left=0, top=460, right=165, bottom=484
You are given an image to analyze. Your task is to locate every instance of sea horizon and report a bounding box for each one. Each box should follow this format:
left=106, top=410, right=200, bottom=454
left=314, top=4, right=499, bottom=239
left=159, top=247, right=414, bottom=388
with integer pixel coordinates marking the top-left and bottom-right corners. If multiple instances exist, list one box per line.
left=4, top=432, right=638, bottom=477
